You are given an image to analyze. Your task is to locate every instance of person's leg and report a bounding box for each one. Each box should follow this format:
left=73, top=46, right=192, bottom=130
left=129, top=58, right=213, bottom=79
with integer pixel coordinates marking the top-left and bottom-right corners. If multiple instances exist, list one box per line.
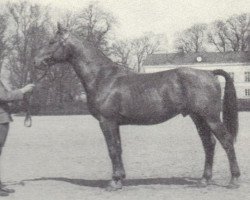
left=0, top=123, right=15, bottom=195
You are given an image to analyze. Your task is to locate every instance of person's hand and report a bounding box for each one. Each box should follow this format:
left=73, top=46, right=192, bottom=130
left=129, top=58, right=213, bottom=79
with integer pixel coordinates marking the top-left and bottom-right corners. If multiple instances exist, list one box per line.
left=20, top=84, right=35, bottom=94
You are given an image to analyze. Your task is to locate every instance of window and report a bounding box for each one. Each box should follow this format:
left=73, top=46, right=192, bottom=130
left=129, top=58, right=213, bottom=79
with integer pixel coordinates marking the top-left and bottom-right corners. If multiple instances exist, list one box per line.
left=245, top=72, right=250, bottom=82
left=245, top=89, right=250, bottom=96
left=228, top=72, right=234, bottom=80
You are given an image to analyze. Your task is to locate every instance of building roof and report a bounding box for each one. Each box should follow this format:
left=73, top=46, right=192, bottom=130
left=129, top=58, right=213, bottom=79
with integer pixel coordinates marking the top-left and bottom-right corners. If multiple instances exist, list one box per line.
left=143, top=51, right=250, bottom=66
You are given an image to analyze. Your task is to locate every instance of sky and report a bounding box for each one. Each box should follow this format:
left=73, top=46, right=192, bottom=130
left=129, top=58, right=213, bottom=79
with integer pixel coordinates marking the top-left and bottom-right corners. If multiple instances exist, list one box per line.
left=1, top=0, right=250, bottom=49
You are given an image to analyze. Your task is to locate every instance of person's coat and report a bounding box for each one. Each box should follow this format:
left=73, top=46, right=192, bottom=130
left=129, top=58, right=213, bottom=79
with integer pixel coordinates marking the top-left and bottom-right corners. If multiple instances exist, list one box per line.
left=0, top=81, right=23, bottom=123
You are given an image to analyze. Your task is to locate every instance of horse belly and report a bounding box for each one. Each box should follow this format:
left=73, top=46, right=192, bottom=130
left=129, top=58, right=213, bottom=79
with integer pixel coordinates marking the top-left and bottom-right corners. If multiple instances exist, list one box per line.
left=119, top=95, right=179, bottom=125
left=120, top=110, right=179, bottom=125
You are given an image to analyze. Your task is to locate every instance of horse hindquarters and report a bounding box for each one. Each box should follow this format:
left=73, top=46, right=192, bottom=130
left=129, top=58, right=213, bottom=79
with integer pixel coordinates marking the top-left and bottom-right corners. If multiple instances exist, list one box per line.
left=196, top=70, right=240, bottom=188
left=179, top=68, right=240, bottom=188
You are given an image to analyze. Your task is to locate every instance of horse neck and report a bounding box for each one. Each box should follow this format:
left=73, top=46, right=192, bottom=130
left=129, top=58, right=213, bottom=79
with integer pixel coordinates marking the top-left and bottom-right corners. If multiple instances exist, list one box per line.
left=70, top=43, right=118, bottom=94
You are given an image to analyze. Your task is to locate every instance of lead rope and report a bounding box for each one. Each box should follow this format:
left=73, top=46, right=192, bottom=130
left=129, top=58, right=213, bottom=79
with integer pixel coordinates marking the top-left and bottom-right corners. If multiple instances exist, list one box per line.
left=22, top=66, right=49, bottom=127
left=23, top=93, right=32, bottom=127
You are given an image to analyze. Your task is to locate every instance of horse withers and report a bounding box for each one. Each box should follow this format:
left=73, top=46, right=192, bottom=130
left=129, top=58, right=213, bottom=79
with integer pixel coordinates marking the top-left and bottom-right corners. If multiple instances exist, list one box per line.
left=34, top=23, right=240, bottom=190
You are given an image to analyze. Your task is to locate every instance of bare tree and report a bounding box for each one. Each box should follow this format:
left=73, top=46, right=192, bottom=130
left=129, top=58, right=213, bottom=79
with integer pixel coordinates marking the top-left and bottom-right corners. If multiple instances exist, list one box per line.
left=0, top=13, right=8, bottom=71
left=6, top=1, right=52, bottom=87
left=110, top=40, right=134, bottom=69
left=175, top=23, right=207, bottom=53
left=61, top=11, right=79, bottom=32
left=207, top=20, right=229, bottom=52
left=132, top=33, right=161, bottom=72
left=225, top=13, right=249, bottom=52
left=74, top=1, right=116, bottom=51
left=246, top=20, right=250, bottom=52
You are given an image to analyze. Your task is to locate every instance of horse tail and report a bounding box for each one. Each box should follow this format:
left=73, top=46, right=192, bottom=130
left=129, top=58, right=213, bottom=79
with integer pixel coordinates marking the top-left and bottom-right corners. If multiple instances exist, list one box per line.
left=213, top=69, right=238, bottom=142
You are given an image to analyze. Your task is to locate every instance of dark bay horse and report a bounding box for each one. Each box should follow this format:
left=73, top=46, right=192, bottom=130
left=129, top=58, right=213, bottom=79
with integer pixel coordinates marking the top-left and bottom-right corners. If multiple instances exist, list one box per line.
left=34, top=23, right=240, bottom=190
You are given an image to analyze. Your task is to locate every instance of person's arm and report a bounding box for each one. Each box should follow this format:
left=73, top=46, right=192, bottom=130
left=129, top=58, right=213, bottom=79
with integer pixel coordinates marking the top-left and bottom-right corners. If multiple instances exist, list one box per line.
left=0, top=84, right=35, bottom=102
left=0, top=87, right=23, bottom=102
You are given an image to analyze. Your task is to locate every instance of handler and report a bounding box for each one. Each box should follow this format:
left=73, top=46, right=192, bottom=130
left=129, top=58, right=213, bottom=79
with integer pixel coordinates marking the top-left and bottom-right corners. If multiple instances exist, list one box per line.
left=0, top=81, right=35, bottom=196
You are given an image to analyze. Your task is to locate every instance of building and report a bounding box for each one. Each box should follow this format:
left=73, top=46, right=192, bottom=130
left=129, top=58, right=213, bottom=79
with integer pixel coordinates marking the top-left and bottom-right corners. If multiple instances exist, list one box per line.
left=143, top=51, right=250, bottom=99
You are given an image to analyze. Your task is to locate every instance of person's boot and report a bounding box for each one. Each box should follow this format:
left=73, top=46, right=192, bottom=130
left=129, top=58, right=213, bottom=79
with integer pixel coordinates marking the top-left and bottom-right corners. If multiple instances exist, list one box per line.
left=0, top=187, right=15, bottom=193
left=0, top=189, right=9, bottom=196
left=0, top=182, right=15, bottom=195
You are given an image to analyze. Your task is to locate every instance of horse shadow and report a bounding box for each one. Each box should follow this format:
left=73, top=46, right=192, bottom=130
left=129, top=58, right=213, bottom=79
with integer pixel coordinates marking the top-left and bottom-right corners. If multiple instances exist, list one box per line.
left=20, top=176, right=215, bottom=188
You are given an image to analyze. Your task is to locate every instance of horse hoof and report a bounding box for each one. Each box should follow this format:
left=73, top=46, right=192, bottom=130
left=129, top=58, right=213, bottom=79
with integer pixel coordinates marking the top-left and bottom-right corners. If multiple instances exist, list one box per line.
left=227, top=179, right=240, bottom=189
left=106, top=180, right=122, bottom=191
left=226, top=183, right=240, bottom=189
left=197, top=178, right=210, bottom=188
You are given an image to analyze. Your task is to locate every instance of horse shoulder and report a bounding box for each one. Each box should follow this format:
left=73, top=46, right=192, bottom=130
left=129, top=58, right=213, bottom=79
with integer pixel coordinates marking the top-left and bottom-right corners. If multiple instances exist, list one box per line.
left=93, top=77, right=124, bottom=118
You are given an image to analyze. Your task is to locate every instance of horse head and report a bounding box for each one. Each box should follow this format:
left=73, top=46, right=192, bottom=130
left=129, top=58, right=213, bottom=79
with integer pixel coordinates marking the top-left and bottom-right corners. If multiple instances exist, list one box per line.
left=34, top=23, right=73, bottom=69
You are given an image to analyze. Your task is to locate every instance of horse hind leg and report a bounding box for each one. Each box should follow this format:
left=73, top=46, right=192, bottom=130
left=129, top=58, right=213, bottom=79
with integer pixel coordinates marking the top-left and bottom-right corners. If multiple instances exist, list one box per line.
left=205, top=117, right=240, bottom=189
left=191, top=114, right=216, bottom=187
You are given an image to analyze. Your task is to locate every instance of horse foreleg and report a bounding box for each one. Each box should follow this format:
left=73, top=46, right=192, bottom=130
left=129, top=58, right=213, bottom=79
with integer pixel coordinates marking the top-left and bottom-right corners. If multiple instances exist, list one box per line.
left=191, top=115, right=216, bottom=187
left=99, top=117, right=125, bottom=191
